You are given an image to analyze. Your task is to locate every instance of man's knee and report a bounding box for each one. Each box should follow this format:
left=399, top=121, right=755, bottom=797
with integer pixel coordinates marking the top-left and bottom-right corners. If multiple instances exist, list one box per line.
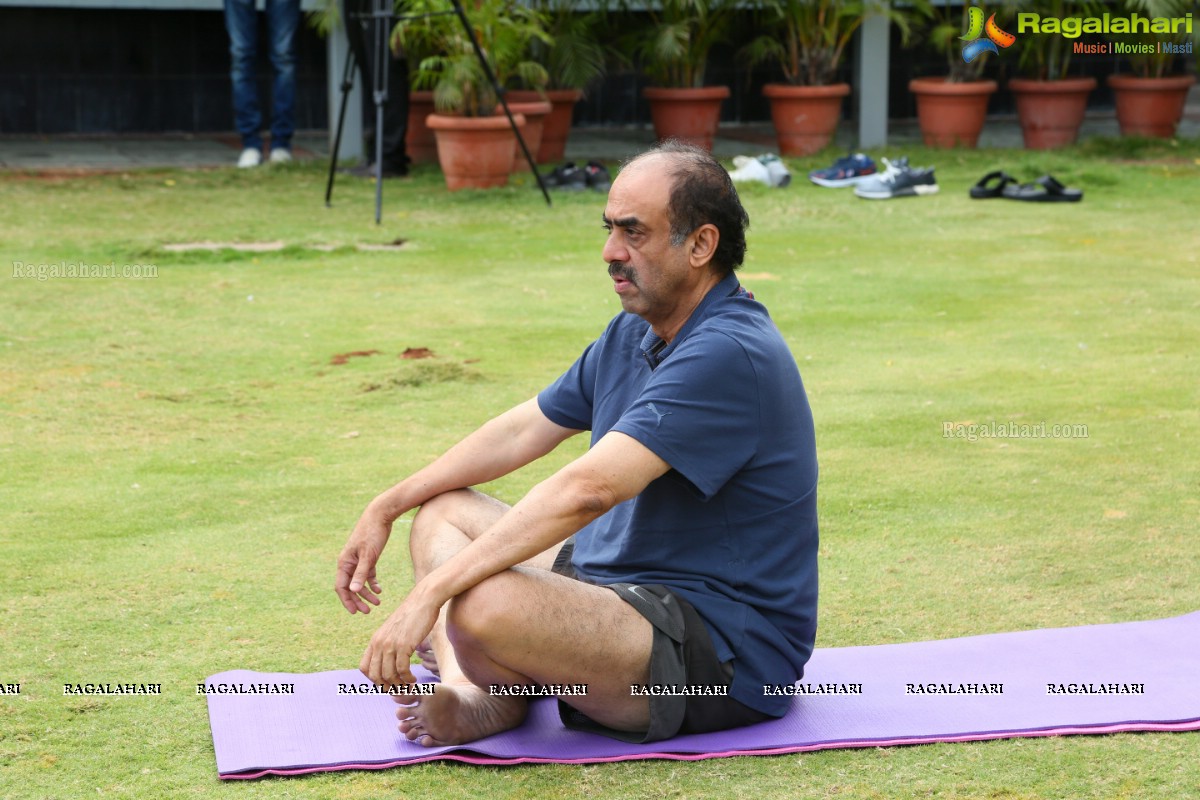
left=411, top=488, right=507, bottom=543
left=410, top=488, right=475, bottom=537
left=410, top=488, right=514, bottom=578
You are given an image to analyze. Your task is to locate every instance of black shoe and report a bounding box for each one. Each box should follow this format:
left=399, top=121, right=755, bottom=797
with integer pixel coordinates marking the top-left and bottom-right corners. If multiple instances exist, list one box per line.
left=342, top=161, right=409, bottom=179
left=541, top=162, right=587, bottom=191
left=584, top=160, right=612, bottom=192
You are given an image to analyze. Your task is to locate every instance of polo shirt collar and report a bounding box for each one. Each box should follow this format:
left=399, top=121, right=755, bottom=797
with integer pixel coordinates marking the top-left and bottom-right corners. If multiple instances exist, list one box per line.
left=639, top=272, right=741, bottom=370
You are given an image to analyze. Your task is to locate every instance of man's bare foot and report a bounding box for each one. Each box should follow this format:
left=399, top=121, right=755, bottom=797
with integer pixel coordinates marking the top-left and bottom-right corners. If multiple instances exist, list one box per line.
left=416, top=638, right=440, bottom=678
left=394, top=682, right=526, bottom=746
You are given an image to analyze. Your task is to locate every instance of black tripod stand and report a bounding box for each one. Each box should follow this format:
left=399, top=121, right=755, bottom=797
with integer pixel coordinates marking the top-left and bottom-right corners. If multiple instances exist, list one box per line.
left=324, top=0, right=550, bottom=222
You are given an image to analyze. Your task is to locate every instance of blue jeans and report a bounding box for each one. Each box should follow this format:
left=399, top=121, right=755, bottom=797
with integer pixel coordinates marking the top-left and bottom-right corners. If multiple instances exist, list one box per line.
left=224, top=0, right=299, bottom=151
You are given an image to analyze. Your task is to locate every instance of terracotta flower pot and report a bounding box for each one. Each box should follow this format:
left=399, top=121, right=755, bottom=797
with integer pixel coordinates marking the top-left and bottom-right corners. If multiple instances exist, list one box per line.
left=762, top=83, right=850, bottom=157
left=1009, top=77, right=1097, bottom=149
left=500, top=100, right=552, bottom=171
left=909, top=78, right=998, bottom=148
left=642, top=86, right=731, bottom=152
left=406, top=90, right=438, bottom=165
left=507, top=89, right=582, bottom=163
left=426, top=112, right=526, bottom=191
left=1107, top=74, right=1196, bottom=138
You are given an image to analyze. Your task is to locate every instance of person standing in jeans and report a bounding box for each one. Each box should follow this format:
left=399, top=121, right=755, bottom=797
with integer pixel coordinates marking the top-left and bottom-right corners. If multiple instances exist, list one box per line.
left=224, top=0, right=300, bottom=168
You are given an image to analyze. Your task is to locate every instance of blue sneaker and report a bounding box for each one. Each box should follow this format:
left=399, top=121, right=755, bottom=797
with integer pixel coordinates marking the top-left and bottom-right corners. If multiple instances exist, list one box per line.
left=808, top=153, right=877, bottom=188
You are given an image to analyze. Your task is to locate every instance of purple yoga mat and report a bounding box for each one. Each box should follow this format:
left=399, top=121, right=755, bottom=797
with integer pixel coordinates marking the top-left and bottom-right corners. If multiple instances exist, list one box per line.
left=206, top=611, right=1200, bottom=778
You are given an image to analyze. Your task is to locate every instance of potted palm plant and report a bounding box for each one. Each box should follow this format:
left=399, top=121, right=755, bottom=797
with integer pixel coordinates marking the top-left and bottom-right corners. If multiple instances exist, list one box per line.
left=1107, top=0, right=1197, bottom=138
left=742, top=0, right=919, bottom=155
left=1006, top=0, right=1102, bottom=149
left=393, top=0, right=551, bottom=189
left=909, top=3, right=1006, bottom=147
left=507, top=0, right=610, bottom=163
left=626, top=0, right=739, bottom=151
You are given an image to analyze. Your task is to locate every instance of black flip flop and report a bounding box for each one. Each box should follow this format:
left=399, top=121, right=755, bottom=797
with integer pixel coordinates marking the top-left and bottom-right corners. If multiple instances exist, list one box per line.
left=969, top=170, right=1016, bottom=199
left=1001, top=175, right=1083, bottom=202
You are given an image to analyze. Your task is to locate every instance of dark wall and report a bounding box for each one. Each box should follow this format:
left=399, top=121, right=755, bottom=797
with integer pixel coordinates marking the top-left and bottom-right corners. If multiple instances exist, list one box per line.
left=0, top=8, right=328, bottom=134
left=0, top=6, right=1137, bottom=136
left=0, top=6, right=829, bottom=135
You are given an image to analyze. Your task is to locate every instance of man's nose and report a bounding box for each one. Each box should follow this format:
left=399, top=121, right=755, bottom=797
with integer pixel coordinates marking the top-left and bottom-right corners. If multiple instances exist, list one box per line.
left=602, top=233, right=626, bottom=265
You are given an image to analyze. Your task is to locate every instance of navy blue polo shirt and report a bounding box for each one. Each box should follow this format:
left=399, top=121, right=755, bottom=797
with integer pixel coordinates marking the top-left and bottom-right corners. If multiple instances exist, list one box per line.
left=537, top=272, right=819, bottom=716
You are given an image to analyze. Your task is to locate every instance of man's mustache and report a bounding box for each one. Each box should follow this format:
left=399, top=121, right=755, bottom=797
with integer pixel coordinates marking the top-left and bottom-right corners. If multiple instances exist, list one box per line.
left=608, top=262, right=636, bottom=283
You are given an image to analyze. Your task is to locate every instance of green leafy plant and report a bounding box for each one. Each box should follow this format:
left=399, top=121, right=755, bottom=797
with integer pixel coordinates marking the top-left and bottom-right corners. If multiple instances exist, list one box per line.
left=528, top=0, right=610, bottom=92
left=393, top=0, right=552, bottom=116
left=741, top=0, right=921, bottom=86
left=624, top=0, right=739, bottom=88
left=1117, top=0, right=1197, bottom=78
left=306, top=0, right=341, bottom=36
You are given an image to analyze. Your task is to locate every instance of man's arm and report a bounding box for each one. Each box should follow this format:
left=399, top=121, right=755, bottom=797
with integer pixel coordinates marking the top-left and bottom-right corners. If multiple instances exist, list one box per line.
left=360, top=430, right=671, bottom=686
left=335, top=398, right=580, bottom=614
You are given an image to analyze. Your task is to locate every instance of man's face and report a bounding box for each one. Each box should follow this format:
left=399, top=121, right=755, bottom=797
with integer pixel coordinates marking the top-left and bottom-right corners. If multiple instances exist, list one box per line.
left=600, top=159, right=693, bottom=329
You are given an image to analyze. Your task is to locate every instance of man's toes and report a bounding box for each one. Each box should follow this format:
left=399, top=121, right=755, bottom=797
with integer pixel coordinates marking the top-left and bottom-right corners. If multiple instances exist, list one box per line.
left=397, top=718, right=441, bottom=747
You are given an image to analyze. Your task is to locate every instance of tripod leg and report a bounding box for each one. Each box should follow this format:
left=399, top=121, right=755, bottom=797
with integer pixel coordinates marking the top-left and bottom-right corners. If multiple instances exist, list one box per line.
left=325, top=42, right=357, bottom=207
left=374, top=99, right=385, bottom=224
left=372, top=0, right=388, bottom=224
left=449, top=0, right=550, bottom=207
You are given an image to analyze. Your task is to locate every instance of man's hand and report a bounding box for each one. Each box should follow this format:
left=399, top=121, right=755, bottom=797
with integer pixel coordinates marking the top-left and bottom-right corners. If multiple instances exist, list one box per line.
left=359, top=589, right=441, bottom=686
left=335, top=510, right=393, bottom=614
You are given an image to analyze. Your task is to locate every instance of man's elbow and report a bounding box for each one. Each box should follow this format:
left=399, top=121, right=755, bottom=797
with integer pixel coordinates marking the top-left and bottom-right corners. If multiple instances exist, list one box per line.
left=578, top=489, right=613, bottom=517
left=563, top=476, right=621, bottom=520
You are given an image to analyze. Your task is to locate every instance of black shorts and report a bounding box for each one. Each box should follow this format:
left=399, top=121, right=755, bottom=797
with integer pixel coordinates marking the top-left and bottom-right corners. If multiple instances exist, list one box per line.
left=551, top=539, right=772, bottom=743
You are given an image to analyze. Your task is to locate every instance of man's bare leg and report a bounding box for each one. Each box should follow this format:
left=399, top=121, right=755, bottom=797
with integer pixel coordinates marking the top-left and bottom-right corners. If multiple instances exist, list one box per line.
left=396, top=488, right=653, bottom=746
left=396, top=489, right=550, bottom=745
left=396, top=491, right=523, bottom=748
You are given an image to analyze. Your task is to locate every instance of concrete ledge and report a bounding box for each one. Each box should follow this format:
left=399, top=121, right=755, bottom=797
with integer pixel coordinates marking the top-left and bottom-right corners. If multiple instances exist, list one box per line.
left=3, top=113, right=1198, bottom=172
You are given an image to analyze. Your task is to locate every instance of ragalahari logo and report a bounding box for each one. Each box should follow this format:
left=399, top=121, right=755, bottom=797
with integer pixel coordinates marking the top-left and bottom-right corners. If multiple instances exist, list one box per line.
left=962, top=6, right=1017, bottom=63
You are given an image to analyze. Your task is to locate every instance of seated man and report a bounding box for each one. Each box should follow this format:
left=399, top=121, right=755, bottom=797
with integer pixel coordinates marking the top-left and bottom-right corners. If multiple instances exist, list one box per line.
left=335, top=141, right=819, bottom=746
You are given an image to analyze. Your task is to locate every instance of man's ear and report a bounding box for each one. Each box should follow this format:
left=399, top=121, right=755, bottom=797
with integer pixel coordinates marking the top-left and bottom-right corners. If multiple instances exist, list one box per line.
left=688, top=223, right=720, bottom=268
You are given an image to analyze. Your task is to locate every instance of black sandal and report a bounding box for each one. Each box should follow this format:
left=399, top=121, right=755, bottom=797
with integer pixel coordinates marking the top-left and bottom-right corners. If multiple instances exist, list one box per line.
left=1001, top=175, right=1083, bottom=202
left=969, top=170, right=1016, bottom=199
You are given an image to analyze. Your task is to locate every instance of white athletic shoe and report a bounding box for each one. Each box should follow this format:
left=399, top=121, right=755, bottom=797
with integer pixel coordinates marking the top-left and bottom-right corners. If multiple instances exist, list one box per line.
left=237, top=147, right=262, bottom=168
left=757, top=154, right=792, bottom=188
left=728, top=155, right=771, bottom=186
left=268, top=148, right=293, bottom=165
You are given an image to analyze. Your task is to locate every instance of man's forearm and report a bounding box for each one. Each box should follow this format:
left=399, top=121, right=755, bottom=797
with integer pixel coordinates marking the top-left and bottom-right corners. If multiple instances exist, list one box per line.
left=366, top=398, right=578, bottom=524
left=415, top=431, right=672, bottom=611
left=412, top=467, right=609, bottom=610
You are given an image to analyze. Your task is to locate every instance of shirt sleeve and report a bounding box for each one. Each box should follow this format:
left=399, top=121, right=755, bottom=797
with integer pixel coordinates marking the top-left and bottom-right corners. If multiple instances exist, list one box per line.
left=611, top=328, right=759, bottom=500
left=537, top=339, right=599, bottom=431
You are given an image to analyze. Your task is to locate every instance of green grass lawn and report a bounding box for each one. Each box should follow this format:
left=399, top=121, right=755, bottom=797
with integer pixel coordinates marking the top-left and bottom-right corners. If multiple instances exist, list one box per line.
left=2, top=137, right=1198, bottom=799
